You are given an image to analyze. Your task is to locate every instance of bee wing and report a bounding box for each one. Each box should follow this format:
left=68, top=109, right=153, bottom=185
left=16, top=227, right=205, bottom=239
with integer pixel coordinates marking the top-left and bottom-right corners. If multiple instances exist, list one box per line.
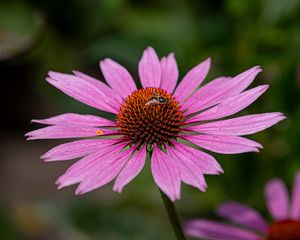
left=146, top=99, right=159, bottom=106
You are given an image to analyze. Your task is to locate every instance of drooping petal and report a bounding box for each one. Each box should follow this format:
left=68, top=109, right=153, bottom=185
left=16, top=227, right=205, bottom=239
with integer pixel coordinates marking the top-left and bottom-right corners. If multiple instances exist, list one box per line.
left=264, top=178, right=289, bottom=221
left=184, top=135, right=262, bottom=154
left=72, top=70, right=123, bottom=103
left=183, top=66, right=262, bottom=114
left=185, top=220, right=261, bottom=240
left=151, top=145, right=181, bottom=201
left=173, top=58, right=211, bottom=102
left=187, top=113, right=286, bottom=136
left=56, top=143, right=126, bottom=190
left=41, top=139, right=120, bottom=161
left=290, top=171, right=300, bottom=219
left=170, top=142, right=223, bottom=175
left=47, top=71, right=120, bottom=114
left=72, top=70, right=114, bottom=91
left=138, top=47, right=161, bottom=88
left=187, top=85, right=269, bottom=123
left=167, top=145, right=208, bottom=191
left=32, top=113, right=115, bottom=127
left=217, top=202, right=268, bottom=234
left=56, top=152, right=100, bottom=189
left=75, top=148, right=134, bottom=195
left=113, top=145, right=147, bottom=193
left=159, top=53, right=178, bottom=93
left=25, top=125, right=115, bottom=140
left=100, top=58, right=137, bottom=99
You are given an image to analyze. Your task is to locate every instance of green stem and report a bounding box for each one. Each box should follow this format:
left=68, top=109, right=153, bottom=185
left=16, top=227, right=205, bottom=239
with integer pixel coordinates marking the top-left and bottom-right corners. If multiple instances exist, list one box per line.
left=159, top=189, right=187, bottom=240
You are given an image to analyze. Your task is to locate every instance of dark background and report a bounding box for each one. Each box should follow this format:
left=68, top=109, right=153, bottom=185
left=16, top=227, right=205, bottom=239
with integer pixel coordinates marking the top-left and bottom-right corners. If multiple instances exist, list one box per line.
left=0, top=0, right=299, bottom=239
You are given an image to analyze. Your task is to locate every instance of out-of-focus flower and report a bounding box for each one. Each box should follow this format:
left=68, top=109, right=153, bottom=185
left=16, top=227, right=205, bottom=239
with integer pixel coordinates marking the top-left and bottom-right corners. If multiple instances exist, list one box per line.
left=26, top=47, right=285, bottom=201
left=185, top=171, right=300, bottom=240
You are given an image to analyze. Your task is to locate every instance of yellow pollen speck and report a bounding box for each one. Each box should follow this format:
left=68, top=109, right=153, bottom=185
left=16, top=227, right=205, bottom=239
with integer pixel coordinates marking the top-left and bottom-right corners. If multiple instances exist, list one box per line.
left=96, top=129, right=104, bottom=135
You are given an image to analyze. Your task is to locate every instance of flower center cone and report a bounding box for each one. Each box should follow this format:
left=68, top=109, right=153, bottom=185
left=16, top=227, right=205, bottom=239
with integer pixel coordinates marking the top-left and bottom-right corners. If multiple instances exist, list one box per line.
left=116, top=87, right=184, bottom=149
left=266, top=220, right=300, bottom=240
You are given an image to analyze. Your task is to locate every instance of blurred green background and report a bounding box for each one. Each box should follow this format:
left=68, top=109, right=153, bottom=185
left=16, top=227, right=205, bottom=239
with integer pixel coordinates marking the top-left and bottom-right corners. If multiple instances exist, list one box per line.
left=0, top=0, right=299, bottom=239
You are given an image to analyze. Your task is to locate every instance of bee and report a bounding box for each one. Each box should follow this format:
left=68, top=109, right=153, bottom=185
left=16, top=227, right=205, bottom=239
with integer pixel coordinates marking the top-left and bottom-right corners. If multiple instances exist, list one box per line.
left=145, top=92, right=169, bottom=106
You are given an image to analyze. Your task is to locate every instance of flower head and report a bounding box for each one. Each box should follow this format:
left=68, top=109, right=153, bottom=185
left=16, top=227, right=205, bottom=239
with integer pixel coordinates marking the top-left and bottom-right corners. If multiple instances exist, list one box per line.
left=26, top=47, right=285, bottom=201
left=185, top=171, right=300, bottom=240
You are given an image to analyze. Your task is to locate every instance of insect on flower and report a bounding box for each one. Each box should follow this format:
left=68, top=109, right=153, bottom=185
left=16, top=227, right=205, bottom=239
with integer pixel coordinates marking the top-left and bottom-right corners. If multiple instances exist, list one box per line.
left=26, top=47, right=285, bottom=201
left=145, top=92, right=169, bottom=106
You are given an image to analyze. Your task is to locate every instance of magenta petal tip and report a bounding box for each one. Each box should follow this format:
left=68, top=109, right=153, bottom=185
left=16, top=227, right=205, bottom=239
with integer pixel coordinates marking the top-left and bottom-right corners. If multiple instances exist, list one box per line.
left=218, top=167, right=224, bottom=174
left=45, top=77, right=55, bottom=84
left=75, top=189, right=82, bottom=195
left=56, top=181, right=64, bottom=190
left=75, top=186, right=87, bottom=195
left=249, top=65, right=262, bottom=74
left=205, top=57, right=212, bottom=64
left=48, top=71, right=61, bottom=79
left=24, top=132, right=34, bottom=140
left=112, top=186, right=122, bottom=194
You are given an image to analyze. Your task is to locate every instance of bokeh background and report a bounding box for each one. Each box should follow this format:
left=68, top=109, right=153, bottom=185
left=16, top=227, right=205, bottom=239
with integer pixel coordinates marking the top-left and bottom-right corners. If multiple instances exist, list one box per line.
left=0, top=0, right=299, bottom=239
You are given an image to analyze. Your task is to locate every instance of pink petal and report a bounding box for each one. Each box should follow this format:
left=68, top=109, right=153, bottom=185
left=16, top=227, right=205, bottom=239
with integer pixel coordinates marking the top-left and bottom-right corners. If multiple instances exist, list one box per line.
left=113, top=145, right=147, bottom=193
left=173, top=58, right=211, bottom=102
left=56, top=142, right=127, bottom=190
left=170, top=142, right=223, bottom=175
left=185, top=220, right=260, bottom=240
left=138, top=47, right=161, bottom=88
left=72, top=70, right=123, bottom=104
left=41, top=139, right=119, bottom=161
left=167, top=145, right=207, bottom=191
left=182, top=77, right=231, bottom=115
left=183, top=66, right=262, bottom=115
left=100, top=58, right=137, bottom=99
left=72, top=70, right=114, bottom=91
left=230, top=66, right=262, bottom=90
left=290, top=171, right=300, bottom=219
left=184, top=135, right=262, bottom=154
left=187, top=85, right=269, bottom=123
left=25, top=125, right=116, bottom=140
left=264, top=178, right=289, bottom=221
left=187, top=113, right=286, bottom=136
left=32, top=113, right=115, bottom=127
left=56, top=152, right=100, bottom=188
left=151, top=145, right=181, bottom=201
left=159, top=53, right=179, bottom=93
left=75, top=148, right=134, bottom=195
left=47, top=71, right=120, bottom=114
left=217, top=202, right=268, bottom=233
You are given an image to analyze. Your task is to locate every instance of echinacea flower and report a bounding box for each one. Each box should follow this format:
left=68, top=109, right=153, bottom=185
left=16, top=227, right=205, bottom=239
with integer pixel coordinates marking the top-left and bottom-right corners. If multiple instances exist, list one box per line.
left=185, top=171, right=300, bottom=240
left=26, top=47, right=285, bottom=201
